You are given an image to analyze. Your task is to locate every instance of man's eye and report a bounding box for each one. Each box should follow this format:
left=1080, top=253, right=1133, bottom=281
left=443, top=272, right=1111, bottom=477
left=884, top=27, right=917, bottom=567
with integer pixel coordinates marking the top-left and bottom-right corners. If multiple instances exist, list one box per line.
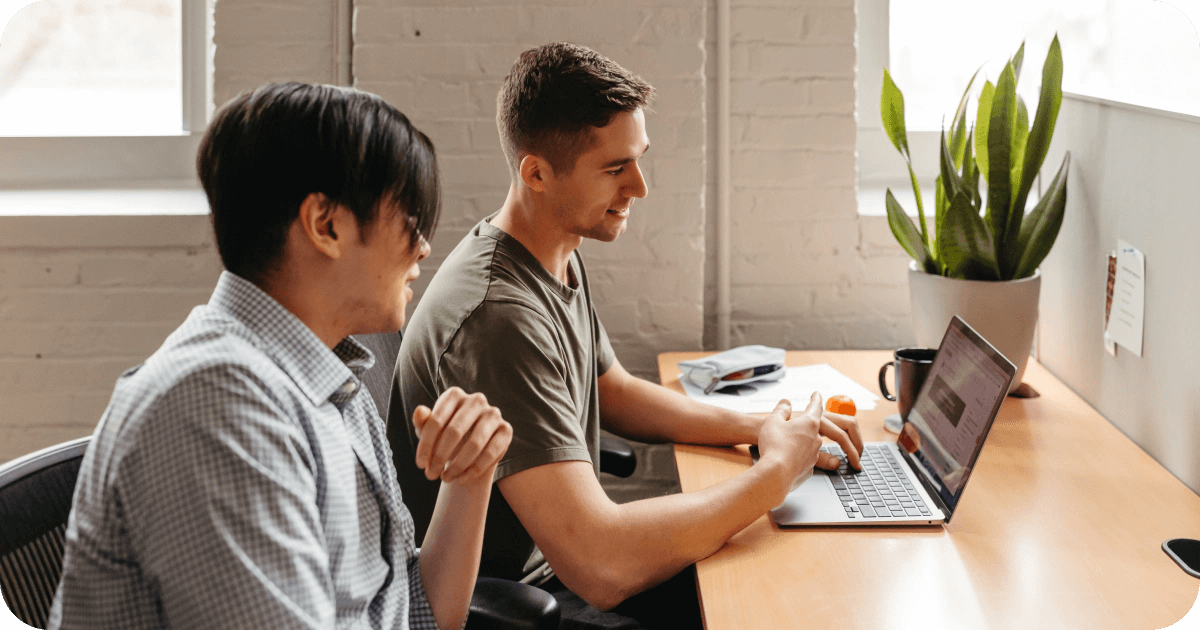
left=608, top=167, right=624, bottom=176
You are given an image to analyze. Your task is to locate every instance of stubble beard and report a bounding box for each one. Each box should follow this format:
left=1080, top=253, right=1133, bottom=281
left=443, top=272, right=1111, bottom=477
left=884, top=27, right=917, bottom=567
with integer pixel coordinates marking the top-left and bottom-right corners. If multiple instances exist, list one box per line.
left=552, top=200, right=626, bottom=243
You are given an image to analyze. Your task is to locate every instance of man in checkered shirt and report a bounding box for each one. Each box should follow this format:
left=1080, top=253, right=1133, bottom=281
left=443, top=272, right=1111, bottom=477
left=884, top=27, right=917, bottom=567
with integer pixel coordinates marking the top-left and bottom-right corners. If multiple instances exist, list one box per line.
left=48, top=83, right=512, bottom=630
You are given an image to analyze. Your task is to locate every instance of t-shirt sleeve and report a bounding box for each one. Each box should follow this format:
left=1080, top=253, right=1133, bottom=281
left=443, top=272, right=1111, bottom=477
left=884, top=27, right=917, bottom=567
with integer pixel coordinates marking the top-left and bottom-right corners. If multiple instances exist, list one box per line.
left=594, top=313, right=615, bottom=377
left=438, top=301, right=591, bottom=480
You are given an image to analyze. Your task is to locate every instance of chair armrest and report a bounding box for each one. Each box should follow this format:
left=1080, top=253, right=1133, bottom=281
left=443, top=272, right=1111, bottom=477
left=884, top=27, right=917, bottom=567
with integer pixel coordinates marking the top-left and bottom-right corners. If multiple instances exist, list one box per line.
left=467, top=577, right=560, bottom=630
left=598, top=436, right=637, bottom=479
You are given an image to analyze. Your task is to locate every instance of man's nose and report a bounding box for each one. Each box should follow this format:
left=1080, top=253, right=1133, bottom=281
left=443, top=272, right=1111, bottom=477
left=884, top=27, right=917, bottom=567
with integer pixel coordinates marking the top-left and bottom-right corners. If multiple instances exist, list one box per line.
left=626, top=161, right=648, bottom=199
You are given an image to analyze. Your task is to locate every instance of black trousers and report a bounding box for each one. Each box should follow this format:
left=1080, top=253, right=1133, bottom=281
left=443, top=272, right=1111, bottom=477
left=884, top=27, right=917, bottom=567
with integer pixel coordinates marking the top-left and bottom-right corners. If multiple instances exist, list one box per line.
left=542, top=565, right=703, bottom=630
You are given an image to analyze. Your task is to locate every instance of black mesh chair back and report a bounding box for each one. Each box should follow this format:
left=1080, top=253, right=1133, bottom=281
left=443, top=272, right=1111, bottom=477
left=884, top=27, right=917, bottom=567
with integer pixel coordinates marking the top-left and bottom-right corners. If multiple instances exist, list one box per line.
left=0, top=437, right=89, bottom=629
left=354, top=331, right=405, bottom=417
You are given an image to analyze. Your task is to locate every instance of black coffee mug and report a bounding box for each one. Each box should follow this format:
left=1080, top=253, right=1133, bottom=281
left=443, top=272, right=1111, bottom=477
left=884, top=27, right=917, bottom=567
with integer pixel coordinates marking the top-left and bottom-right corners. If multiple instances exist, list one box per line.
left=879, top=348, right=937, bottom=421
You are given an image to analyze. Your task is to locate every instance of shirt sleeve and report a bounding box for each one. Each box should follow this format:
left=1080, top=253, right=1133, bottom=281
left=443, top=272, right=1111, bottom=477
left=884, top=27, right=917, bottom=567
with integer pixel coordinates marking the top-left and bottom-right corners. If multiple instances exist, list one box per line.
left=405, top=553, right=439, bottom=630
left=594, top=314, right=615, bottom=377
left=438, top=300, right=591, bottom=481
left=118, top=363, right=336, bottom=630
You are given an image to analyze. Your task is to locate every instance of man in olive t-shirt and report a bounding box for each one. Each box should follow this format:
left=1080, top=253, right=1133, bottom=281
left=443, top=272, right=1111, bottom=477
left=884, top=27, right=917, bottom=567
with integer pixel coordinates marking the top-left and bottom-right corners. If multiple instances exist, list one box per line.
left=396, top=213, right=614, bottom=584
left=391, top=43, right=864, bottom=627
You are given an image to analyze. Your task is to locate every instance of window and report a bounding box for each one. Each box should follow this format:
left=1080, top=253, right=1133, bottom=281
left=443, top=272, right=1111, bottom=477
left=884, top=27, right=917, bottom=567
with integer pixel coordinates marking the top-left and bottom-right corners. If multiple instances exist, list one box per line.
left=857, top=0, right=1200, bottom=214
left=0, top=0, right=206, bottom=188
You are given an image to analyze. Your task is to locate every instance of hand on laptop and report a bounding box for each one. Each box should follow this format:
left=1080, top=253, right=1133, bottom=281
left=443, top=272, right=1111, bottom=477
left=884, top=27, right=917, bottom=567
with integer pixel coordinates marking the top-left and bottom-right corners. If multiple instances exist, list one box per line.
left=756, top=394, right=826, bottom=488
left=815, top=408, right=863, bottom=471
left=413, top=387, right=513, bottom=484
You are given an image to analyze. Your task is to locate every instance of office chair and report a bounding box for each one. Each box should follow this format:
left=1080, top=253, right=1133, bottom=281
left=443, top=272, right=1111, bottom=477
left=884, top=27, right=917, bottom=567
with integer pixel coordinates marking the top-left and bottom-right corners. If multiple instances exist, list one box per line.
left=355, top=331, right=640, bottom=629
left=0, top=436, right=89, bottom=629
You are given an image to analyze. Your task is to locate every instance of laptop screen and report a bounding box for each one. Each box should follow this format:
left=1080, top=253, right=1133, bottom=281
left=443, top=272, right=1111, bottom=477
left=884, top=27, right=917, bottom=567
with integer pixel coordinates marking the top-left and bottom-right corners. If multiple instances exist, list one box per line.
left=898, top=316, right=1016, bottom=516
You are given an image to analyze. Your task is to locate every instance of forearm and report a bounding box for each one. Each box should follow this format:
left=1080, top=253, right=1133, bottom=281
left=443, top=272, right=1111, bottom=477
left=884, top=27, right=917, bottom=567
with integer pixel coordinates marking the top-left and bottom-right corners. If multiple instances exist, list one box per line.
left=599, top=370, right=762, bottom=445
left=546, top=458, right=790, bottom=609
left=418, top=475, right=494, bottom=630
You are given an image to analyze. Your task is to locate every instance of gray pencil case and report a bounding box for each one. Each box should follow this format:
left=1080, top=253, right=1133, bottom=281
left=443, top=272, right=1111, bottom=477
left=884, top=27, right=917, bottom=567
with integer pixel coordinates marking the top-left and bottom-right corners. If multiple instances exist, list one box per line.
left=679, top=345, right=786, bottom=394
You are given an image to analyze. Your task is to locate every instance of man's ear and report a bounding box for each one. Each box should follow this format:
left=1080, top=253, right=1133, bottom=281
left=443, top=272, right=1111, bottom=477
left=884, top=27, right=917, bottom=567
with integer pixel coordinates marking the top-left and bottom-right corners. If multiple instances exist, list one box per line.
left=518, top=154, right=552, bottom=193
left=298, top=192, right=352, bottom=259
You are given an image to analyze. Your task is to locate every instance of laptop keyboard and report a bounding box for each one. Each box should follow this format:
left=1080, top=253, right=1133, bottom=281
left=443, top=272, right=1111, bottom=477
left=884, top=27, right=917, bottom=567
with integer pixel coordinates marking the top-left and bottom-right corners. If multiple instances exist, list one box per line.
left=824, top=444, right=932, bottom=519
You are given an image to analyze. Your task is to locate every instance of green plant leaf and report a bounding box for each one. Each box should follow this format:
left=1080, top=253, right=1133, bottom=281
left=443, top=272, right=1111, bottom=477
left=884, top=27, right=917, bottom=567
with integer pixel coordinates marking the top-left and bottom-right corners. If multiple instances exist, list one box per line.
left=905, top=162, right=929, bottom=247
left=963, top=130, right=981, bottom=207
left=975, top=81, right=995, bottom=184
left=939, top=127, right=968, bottom=201
left=1012, top=40, right=1026, bottom=83
left=881, top=69, right=910, bottom=158
left=949, top=111, right=969, bottom=169
left=1011, top=36, right=1064, bottom=273
left=948, top=66, right=982, bottom=167
left=935, top=175, right=946, bottom=237
left=933, top=175, right=946, bottom=263
left=886, top=189, right=937, bottom=273
left=938, top=190, right=1000, bottom=280
left=1008, top=95, right=1030, bottom=216
left=987, top=63, right=1017, bottom=264
left=1013, top=153, right=1070, bottom=279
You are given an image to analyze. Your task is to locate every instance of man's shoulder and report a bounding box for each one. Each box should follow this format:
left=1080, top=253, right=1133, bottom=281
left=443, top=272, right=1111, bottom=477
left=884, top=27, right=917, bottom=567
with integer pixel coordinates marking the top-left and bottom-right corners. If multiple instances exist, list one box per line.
left=409, top=226, right=552, bottom=338
left=112, top=307, right=295, bottom=428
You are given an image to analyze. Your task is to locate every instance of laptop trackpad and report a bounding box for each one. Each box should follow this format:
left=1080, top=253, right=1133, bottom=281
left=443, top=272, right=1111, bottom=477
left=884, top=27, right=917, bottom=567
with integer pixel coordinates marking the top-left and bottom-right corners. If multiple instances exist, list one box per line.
left=793, top=472, right=831, bottom=494
left=771, top=473, right=844, bottom=524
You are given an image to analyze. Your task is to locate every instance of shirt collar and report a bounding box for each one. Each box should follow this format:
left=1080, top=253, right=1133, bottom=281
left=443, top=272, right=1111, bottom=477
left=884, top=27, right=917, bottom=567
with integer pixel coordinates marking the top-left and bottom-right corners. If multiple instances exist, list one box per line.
left=208, top=271, right=376, bottom=407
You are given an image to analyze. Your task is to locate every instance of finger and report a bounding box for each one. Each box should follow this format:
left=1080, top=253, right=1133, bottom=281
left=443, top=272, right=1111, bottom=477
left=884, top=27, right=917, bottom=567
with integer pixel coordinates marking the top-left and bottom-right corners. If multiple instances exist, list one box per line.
left=415, top=388, right=467, bottom=474
left=824, top=411, right=865, bottom=461
left=452, top=421, right=512, bottom=482
left=442, top=409, right=501, bottom=480
left=412, top=405, right=431, bottom=437
left=771, top=399, right=792, bottom=420
left=803, top=391, right=823, bottom=419
left=815, top=450, right=843, bottom=470
left=428, top=395, right=489, bottom=481
left=820, top=417, right=861, bottom=470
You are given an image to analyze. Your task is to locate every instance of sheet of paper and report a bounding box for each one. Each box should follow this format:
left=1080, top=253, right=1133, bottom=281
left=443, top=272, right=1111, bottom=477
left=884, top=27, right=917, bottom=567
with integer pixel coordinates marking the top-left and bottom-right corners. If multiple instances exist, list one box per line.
left=1104, top=240, right=1145, bottom=357
left=679, top=363, right=879, bottom=413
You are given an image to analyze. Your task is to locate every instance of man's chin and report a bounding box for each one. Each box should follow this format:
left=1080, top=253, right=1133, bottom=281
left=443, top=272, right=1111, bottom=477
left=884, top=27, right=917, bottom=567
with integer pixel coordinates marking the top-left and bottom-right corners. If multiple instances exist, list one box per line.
left=580, top=220, right=626, bottom=243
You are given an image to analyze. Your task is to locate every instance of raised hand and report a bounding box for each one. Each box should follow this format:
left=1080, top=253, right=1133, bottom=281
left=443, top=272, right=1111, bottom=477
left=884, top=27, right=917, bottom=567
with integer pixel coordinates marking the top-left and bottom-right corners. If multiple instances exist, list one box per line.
left=412, top=387, right=512, bottom=484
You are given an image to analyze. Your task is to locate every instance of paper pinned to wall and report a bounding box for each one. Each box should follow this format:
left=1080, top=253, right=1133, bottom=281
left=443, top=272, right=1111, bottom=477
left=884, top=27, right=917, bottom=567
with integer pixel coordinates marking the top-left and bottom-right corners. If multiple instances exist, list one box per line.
left=1104, top=240, right=1146, bottom=357
left=679, top=363, right=879, bottom=414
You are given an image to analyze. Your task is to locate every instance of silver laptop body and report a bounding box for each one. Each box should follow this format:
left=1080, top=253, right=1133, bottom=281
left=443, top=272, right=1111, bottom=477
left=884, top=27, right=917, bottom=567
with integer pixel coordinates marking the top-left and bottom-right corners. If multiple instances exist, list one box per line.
left=769, top=316, right=1017, bottom=527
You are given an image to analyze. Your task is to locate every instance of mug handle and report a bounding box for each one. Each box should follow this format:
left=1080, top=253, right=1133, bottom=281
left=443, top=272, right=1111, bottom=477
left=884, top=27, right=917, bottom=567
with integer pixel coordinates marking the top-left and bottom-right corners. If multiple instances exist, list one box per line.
left=878, top=362, right=897, bottom=401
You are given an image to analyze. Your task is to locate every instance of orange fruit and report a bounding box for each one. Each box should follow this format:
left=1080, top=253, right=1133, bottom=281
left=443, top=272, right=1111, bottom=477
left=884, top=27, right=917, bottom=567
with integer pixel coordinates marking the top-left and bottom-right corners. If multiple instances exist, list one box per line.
left=825, top=394, right=856, bottom=416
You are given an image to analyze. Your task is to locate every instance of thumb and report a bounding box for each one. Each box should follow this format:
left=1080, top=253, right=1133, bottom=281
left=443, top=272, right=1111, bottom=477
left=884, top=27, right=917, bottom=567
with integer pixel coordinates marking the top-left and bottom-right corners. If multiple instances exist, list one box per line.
left=804, top=391, right=823, bottom=417
left=412, top=405, right=431, bottom=437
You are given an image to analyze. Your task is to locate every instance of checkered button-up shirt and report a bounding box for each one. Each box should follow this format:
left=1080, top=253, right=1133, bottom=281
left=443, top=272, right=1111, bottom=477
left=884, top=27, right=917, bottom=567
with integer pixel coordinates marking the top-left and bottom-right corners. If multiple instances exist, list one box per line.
left=49, top=272, right=438, bottom=630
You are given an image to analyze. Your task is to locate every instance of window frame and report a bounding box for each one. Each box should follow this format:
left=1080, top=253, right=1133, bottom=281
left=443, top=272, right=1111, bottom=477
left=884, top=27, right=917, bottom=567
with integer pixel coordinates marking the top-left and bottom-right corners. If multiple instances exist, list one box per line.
left=857, top=0, right=945, bottom=215
left=0, top=0, right=209, bottom=189
left=860, top=0, right=1200, bottom=218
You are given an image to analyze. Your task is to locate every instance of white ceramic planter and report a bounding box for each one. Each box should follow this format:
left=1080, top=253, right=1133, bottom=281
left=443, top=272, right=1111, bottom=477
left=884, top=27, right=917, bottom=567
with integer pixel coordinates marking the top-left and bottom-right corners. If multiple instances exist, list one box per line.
left=907, top=261, right=1041, bottom=392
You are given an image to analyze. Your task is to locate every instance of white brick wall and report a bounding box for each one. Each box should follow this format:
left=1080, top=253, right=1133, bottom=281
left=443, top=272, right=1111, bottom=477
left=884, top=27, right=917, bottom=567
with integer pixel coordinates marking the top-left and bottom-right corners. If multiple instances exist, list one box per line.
left=352, top=0, right=710, bottom=380
left=0, top=2, right=917, bottom=478
left=721, top=0, right=914, bottom=351
left=0, top=215, right=222, bottom=463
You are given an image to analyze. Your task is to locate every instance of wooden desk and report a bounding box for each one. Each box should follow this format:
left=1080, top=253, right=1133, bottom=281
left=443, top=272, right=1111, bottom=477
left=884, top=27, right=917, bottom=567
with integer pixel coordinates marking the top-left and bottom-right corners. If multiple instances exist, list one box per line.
left=658, top=350, right=1200, bottom=629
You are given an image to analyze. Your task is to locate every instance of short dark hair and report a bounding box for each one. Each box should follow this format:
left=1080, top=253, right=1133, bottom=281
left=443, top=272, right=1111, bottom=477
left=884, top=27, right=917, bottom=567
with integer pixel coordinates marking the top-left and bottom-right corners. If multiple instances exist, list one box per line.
left=198, top=82, right=440, bottom=284
left=496, top=42, right=654, bottom=178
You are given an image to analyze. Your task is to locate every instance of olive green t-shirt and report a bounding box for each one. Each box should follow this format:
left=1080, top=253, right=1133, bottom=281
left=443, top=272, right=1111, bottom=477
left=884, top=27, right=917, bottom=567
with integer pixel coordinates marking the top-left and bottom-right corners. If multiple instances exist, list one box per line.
left=392, top=215, right=614, bottom=584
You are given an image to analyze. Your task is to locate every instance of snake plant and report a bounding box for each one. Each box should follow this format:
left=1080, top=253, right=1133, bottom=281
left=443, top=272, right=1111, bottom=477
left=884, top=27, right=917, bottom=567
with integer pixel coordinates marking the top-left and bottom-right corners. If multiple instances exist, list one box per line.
left=881, top=37, right=1070, bottom=281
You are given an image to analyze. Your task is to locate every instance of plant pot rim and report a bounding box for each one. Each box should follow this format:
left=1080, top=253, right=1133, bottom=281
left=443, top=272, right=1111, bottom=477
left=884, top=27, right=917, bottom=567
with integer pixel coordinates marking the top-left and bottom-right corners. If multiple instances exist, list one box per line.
left=907, top=260, right=1041, bottom=285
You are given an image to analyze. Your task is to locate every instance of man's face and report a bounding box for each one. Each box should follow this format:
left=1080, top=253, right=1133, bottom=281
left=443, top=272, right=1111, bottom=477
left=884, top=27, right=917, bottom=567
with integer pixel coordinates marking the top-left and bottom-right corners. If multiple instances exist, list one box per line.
left=543, top=109, right=650, bottom=242
left=344, top=203, right=431, bottom=335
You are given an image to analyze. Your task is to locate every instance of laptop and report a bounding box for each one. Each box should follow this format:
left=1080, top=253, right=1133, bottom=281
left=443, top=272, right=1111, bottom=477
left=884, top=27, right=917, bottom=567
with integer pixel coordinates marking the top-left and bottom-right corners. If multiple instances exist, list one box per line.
left=768, top=315, right=1017, bottom=526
